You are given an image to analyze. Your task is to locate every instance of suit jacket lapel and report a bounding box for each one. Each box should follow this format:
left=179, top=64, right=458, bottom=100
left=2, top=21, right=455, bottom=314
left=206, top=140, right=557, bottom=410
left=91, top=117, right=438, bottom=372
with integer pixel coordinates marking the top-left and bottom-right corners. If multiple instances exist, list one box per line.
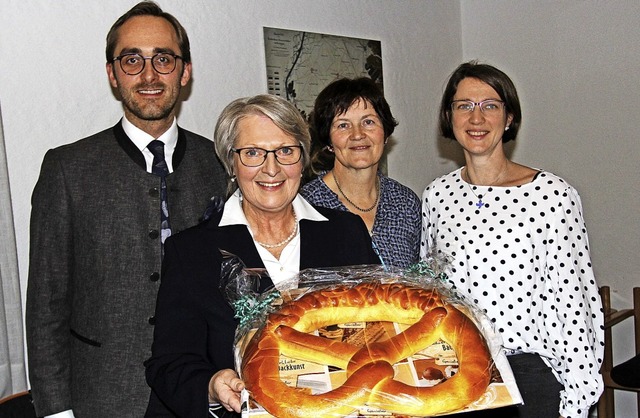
left=173, top=127, right=187, bottom=170
left=214, top=223, right=263, bottom=267
left=112, top=120, right=188, bottom=171
left=299, top=218, right=326, bottom=269
left=113, top=120, right=146, bottom=170
left=211, top=222, right=274, bottom=292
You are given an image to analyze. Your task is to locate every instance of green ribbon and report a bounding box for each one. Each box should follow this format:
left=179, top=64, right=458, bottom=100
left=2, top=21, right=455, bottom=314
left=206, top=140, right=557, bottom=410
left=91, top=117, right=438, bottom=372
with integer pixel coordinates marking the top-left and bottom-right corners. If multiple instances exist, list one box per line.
left=405, top=260, right=449, bottom=282
left=232, top=291, right=280, bottom=328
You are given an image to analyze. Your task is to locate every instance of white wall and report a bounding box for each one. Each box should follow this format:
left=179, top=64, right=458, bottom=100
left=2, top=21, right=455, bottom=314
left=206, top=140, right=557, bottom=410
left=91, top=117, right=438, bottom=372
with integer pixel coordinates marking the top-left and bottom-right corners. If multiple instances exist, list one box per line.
left=0, top=0, right=461, bottom=307
left=2, top=0, right=637, bottom=414
left=460, top=0, right=640, bottom=298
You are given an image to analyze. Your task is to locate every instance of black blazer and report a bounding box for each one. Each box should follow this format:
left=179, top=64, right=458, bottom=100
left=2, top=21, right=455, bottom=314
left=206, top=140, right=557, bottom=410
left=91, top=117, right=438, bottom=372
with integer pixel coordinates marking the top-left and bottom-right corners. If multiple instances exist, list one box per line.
left=145, top=204, right=380, bottom=417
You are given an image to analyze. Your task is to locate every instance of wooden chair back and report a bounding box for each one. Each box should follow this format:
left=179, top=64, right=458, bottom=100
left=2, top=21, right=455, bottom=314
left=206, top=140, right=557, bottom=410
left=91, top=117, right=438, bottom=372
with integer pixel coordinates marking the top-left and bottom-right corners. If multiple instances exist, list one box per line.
left=597, top=286, right=640, bottom=417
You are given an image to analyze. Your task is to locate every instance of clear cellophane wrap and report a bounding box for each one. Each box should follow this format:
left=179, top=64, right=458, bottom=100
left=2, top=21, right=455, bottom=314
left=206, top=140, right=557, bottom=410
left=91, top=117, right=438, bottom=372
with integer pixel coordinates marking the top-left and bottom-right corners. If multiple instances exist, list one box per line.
left=221, top=251, right=522, bottom=418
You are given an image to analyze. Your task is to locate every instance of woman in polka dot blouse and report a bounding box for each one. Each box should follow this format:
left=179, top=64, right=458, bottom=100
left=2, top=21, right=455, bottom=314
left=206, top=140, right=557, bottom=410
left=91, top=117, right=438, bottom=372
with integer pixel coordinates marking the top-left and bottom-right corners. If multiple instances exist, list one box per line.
left=421, top=61, right=604, bottom=418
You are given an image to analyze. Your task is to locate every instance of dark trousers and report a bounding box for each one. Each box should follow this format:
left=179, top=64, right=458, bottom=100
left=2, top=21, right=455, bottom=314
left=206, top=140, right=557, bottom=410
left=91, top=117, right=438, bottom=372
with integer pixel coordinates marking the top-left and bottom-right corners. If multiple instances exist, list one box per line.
left=144, top=390, right=240, bottom=418
left=0, top=392, right=37, bottom=418
left=448, top=353, right=563, bottom=418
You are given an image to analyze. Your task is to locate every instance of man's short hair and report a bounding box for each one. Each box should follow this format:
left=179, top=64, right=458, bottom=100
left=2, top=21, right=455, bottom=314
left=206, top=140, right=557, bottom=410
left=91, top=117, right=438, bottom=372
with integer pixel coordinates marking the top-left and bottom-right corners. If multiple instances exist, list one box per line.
left=105, top=1, right=191, bottom=64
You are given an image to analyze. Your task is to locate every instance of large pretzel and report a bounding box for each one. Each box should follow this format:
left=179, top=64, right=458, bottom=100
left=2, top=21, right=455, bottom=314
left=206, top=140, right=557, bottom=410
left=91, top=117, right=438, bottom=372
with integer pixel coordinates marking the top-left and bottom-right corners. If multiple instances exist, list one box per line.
left=241, top=282, right=492, bottom=417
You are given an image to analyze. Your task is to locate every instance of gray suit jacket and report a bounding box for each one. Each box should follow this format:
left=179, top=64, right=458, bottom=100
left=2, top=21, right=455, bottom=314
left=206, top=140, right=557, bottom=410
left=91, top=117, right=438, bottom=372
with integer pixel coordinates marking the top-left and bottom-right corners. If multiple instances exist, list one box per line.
left=26, top=122, right=227, bottom=418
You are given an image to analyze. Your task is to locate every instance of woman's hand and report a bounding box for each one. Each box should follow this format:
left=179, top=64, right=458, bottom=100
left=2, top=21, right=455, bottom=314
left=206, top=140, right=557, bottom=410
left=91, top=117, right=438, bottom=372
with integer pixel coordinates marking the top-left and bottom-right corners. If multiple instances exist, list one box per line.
left=208, top=369, right=245, bottom=412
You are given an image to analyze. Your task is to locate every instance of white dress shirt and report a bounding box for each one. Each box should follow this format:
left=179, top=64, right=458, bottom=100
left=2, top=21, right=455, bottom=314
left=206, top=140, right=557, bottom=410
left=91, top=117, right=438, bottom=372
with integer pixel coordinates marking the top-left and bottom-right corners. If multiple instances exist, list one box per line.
left=219, top=190, right=327, bottom=287
left=122, top=115, right=178, bottom=173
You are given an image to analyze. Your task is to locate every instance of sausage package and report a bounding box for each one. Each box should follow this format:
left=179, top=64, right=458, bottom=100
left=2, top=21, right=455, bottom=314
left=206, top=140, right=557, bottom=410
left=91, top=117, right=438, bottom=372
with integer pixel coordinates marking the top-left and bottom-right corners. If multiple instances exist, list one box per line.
left=222, top=253, right=522, bottom=417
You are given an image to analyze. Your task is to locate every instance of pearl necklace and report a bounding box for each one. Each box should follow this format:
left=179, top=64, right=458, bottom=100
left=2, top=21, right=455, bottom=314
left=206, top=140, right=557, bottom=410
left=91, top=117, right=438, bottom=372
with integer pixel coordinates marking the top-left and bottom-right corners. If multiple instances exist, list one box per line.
left=332, top=171, right=380, bottom=212
left=464, top=165, right=508, bottom=209
left=254, top=212, right=298, bottom=249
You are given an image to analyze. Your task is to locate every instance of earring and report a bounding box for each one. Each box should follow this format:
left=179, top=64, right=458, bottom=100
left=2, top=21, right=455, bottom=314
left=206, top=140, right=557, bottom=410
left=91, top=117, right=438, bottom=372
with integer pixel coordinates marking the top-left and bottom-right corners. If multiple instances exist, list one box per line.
left=325, top=145, right=334, bottom=153
left=505, top=126, right=510, bottom=131
left=230, top=175, right=236, bottom=182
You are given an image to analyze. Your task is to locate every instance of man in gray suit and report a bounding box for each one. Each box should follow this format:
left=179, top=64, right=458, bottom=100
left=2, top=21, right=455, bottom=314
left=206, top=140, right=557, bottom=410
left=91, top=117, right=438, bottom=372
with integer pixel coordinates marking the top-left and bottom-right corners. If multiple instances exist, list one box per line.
left=25, top=2, right=226, bottom=417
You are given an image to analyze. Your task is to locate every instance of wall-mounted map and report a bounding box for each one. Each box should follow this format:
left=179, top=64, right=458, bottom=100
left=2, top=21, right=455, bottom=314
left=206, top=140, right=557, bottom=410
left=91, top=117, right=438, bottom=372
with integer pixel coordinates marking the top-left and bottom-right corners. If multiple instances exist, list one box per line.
left=264, top=27, right=383, bottom=120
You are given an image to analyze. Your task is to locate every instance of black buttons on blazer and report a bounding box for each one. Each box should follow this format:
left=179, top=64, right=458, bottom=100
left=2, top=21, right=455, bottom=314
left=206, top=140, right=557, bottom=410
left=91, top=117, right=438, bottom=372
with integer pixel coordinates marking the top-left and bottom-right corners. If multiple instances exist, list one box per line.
left=149, top=187, right=160, bottom=198
left=150, top=272, right=160, bottom=282
left=148, top=316, right=156, bottom=325
left=148, top=230, right=159, bottom=239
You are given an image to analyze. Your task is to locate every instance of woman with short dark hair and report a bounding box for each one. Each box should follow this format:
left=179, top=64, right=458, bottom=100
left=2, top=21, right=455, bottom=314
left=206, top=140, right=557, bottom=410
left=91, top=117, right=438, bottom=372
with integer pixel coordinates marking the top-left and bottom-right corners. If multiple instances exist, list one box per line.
left=422, top=61, right=603, bottom=418
left=301, top=77, right=420, bottom=269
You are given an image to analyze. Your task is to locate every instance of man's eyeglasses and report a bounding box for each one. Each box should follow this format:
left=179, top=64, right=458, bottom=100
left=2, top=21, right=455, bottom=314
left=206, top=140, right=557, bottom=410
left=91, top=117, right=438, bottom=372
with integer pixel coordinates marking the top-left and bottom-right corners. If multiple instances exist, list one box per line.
left=451, top=99, right=505, bottom=115
left=232, top=146, right=303, bottom=167
left=112, top=53, right=183, bottom=75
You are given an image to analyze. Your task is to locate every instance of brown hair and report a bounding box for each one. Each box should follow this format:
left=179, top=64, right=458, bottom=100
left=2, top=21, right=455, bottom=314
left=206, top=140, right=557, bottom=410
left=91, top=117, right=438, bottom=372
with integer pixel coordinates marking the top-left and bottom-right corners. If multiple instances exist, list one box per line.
left=439, top=61, right=521, bottom=142
left=105, top=1, right=191, bottom=64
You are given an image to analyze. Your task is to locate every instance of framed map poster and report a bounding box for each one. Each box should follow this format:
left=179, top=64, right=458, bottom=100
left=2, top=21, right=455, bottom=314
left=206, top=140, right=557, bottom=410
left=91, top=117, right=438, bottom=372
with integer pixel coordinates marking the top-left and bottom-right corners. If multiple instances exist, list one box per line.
left=263, top=27, right=386, bottom=175
left=263, top=27, right=383, bottom=120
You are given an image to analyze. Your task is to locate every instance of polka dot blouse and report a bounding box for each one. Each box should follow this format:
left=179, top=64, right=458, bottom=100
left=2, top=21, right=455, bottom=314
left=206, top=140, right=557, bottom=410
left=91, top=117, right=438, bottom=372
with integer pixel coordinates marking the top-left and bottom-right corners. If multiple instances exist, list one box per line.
left=420, top=167, right=604, bottom=418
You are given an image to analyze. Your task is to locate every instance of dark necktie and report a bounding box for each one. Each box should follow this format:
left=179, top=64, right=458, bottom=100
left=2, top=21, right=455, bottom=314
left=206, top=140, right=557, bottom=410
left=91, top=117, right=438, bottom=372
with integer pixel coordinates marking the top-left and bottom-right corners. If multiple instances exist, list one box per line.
left=147, top=140, right=171, bottom=247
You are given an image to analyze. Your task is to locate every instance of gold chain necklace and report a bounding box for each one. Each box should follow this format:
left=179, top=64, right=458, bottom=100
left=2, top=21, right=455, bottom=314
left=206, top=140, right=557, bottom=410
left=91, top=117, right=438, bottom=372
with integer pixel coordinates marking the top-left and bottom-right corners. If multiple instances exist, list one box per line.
left=332, top=171, right=380, bottom=212
left=464, top=165, right=508, bottom=209
left=254, top=212, right=298, bottom=248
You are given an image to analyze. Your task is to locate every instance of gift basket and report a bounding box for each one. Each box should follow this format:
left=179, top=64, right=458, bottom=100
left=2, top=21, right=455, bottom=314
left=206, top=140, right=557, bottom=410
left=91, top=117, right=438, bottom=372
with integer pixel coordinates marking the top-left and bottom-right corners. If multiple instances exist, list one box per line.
left=222, top=252, right=522, bottom=418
